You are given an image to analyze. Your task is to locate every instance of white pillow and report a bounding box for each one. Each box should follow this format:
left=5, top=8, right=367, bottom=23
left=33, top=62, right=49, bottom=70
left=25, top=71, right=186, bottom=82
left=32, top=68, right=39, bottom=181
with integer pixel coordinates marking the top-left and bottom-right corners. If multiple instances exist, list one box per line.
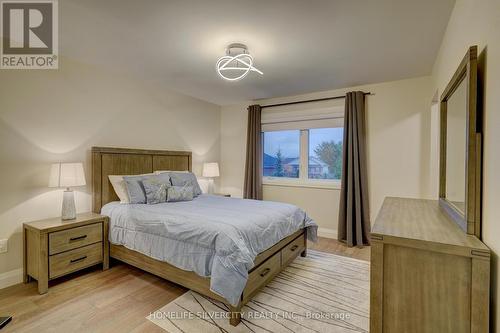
left=108, top=173, right=153, bottom=204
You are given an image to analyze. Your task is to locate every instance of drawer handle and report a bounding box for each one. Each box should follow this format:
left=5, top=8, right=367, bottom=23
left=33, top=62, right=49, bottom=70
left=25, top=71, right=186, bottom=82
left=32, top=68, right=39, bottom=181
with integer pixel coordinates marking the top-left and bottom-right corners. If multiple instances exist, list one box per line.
left=290, top=245, right=299, bottom=251
left=70, top=256, right=87, bottom=263
left=260, top=268, right=271, bottom=277
left=69, top=235, right=87, bottom=242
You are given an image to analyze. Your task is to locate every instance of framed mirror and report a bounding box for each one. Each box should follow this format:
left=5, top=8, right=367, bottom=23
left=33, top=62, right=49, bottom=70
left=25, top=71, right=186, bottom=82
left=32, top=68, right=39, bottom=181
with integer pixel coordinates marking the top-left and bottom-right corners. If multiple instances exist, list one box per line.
left=439, top=45, right=482, bottom=237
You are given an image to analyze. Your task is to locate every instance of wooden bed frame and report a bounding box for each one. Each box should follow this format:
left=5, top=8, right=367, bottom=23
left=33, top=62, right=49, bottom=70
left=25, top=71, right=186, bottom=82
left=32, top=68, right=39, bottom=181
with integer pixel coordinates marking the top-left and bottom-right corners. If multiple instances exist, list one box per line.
left=91, top=146, right=307, bottom=326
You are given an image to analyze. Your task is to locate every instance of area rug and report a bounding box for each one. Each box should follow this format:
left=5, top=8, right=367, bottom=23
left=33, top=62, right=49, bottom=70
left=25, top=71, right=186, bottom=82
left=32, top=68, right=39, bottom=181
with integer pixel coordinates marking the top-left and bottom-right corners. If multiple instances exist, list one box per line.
left=147, top=250, right=369, bottom=332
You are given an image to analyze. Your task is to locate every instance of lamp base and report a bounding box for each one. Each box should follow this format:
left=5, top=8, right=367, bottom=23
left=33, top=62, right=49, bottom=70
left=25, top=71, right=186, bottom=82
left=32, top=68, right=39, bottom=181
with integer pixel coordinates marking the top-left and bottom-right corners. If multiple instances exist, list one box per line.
left=61, top=190, right=76, bottom=220
left=207, top=178, right=215, bottom=194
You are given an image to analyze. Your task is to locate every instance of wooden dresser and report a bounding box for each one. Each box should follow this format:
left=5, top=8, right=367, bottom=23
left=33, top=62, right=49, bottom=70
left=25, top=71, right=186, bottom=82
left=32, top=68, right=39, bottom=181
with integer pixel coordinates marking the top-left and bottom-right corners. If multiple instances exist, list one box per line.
left=23, top=213, right=109, bottom=294
left=370, top=197, right=490, bottom=333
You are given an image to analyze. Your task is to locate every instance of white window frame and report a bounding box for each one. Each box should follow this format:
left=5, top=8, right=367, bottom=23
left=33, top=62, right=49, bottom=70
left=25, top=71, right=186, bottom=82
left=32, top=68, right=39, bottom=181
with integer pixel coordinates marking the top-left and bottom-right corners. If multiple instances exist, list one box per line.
left=261, top=104, right=344, bottom=190
left=262, top=127, right=343, bottom=190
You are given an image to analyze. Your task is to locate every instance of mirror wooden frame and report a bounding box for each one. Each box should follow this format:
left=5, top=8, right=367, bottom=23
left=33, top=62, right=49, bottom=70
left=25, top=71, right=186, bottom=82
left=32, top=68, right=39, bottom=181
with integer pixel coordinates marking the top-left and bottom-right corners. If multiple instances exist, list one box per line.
left=439, top=45, right=482, bottom=237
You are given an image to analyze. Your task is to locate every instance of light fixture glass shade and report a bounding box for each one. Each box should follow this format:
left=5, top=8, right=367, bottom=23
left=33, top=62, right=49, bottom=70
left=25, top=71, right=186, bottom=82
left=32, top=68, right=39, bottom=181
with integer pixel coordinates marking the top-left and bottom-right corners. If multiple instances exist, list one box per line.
left=49, top=162, right=86, bottom=188
left=202, top=162, right=220, bottom=178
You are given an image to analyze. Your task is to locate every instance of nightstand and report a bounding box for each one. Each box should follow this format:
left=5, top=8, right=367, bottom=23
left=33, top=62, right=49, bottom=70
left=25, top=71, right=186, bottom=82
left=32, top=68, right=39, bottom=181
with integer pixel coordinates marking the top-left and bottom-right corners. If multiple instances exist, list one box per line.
left=213, top=193, right=231, bottom=197
left=23, top=212, right=109, bottom=294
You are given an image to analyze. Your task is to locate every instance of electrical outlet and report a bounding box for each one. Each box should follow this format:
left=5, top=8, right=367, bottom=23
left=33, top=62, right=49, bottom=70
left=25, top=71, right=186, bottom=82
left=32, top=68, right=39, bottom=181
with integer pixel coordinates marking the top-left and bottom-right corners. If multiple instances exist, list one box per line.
left=0, top=239, right=7, bottom=254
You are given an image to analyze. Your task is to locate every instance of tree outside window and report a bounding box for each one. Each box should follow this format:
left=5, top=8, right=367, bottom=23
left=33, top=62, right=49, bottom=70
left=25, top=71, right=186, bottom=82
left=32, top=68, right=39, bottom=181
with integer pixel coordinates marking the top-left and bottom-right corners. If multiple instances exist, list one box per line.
left=309, top=128, right=343, bottom=180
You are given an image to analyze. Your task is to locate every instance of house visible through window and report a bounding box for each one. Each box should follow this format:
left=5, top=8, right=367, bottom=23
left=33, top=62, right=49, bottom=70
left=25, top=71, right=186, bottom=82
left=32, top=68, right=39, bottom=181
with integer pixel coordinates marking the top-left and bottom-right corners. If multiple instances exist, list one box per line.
left=263, top=130, right=300, bottom=178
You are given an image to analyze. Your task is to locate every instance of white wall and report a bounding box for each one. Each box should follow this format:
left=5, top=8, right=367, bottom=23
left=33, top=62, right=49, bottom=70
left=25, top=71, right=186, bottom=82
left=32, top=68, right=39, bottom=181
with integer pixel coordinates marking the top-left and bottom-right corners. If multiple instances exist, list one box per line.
left=429, top=0, right=500, bottom=330
left=220, top=76, right=434, bottom=234
left=0, top=57, right=221, bottom=281
left=220, top=103, right=250, bottom=198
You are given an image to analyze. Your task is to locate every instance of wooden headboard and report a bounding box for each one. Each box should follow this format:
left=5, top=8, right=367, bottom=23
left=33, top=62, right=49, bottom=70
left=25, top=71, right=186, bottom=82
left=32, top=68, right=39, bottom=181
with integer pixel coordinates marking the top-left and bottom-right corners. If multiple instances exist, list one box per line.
left=91, top=147, right=192, bottom=213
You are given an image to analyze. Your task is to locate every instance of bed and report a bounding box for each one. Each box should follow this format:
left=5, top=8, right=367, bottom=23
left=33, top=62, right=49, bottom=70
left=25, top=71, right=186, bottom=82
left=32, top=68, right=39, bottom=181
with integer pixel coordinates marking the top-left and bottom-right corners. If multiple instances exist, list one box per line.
left=92, top=146, right=317, bottom=326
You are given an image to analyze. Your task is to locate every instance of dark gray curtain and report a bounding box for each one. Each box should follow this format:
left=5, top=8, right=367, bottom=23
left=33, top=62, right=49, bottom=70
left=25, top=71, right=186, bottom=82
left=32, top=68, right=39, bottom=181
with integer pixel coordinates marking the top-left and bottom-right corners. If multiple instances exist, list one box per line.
left=338, top=91, right=371, bottom=247
left=243, top=105, right=263, bottom=200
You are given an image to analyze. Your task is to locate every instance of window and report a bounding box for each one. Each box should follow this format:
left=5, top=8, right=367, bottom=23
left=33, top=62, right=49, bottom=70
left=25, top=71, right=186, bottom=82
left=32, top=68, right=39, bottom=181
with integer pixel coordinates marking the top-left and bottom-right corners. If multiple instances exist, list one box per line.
left=308, top=128, right=343, bottom=180
left=261, top=103, right=344, bottom=188
left=263, top=130, right=300, bottom=178
left=262, top=127, right=343, bottom=188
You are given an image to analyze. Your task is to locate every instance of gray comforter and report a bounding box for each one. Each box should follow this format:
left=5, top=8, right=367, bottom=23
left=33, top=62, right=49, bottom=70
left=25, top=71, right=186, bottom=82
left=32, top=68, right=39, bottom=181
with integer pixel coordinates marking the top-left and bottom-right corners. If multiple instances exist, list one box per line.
left=101, top=194, right=317, bottom=305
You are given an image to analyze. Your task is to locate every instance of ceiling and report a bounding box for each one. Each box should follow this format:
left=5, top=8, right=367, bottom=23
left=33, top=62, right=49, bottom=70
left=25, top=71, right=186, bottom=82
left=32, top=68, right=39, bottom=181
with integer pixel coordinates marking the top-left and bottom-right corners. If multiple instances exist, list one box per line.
left=61, top=0, right=455, bottom=105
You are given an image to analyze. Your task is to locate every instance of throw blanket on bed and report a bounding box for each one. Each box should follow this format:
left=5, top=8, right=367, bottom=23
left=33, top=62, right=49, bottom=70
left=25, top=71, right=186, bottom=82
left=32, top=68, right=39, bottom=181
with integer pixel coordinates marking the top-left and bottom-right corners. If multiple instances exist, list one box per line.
left=101, top=194, right=318, bottom=306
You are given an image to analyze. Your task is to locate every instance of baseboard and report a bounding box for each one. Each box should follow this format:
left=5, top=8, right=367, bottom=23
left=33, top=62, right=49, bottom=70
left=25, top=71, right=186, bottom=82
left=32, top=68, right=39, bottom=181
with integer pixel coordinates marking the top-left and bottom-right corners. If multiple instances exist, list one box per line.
left=0, top=268, right=23, bottom=290
left=317, top=227, right=338, bottom=239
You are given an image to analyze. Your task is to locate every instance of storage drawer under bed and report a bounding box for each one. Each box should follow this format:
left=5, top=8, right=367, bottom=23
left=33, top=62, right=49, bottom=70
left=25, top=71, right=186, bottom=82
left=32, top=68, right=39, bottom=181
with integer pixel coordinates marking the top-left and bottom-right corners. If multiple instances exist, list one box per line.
left=281, top=234, right=305, bottom=266
left=243, top=251, right=281, bottom=300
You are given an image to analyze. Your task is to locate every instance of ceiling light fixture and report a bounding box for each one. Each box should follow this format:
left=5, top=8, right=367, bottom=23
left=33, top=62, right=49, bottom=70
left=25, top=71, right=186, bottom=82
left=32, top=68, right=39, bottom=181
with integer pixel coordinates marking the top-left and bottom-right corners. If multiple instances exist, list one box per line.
left=216, top=43, right=263, bottom=81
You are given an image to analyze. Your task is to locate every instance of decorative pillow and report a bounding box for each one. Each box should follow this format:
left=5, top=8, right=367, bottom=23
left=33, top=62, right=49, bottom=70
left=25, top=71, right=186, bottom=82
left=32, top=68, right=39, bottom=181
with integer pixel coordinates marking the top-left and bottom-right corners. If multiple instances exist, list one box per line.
left=169, top=172, right=202, bottom=197
left=124, top=173, right=170, bottom=204
left=142, top=177, right=170, bottom=204
left=167, top=185, right=194, bottom=202
left=108, top=173, right=153, bottom=204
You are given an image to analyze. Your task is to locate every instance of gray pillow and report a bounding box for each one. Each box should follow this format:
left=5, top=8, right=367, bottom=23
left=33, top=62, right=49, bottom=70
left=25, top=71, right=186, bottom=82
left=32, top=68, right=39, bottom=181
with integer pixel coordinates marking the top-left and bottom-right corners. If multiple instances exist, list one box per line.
left=124, top=173, right=170, bottom=204
left=167, top=185, right=194, bottom=202
left=169, top=172, right=202, bottom=197
left=142, top=177, right=170, bottom=204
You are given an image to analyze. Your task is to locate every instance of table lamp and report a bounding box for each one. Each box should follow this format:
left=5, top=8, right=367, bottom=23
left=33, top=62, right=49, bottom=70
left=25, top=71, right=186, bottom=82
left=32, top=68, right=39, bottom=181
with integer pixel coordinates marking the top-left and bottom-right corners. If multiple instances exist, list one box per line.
left=49, top=162, right=86, bottom=220
left=202, top=162, right=219, bottom=194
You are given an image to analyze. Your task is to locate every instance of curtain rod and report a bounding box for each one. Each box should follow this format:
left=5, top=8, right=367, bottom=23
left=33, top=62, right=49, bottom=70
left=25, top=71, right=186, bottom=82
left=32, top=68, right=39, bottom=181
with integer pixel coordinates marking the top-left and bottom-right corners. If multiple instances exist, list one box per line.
left=260, top=92, right=373, bottom=109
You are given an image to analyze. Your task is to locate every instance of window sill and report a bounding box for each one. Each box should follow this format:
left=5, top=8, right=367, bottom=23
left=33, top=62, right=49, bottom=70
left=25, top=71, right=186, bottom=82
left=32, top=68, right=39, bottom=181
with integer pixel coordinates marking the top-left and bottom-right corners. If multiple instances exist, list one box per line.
left=262, top=178, right=341, bottom=190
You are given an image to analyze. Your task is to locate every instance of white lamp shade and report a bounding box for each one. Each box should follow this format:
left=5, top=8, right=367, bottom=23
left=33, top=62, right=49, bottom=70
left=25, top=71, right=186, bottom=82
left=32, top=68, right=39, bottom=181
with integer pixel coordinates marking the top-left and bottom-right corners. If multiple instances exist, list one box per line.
left=202, top=162, right=220, bottom=178
left=49, top=162, right=86, bottom=188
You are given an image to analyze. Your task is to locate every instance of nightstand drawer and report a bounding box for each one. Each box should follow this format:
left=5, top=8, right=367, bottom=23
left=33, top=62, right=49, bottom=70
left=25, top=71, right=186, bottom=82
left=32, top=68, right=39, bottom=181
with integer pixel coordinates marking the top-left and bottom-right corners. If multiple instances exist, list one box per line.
left=49, top=243, right=103, bottom=279
left=49, top=223, right=102, bottom=255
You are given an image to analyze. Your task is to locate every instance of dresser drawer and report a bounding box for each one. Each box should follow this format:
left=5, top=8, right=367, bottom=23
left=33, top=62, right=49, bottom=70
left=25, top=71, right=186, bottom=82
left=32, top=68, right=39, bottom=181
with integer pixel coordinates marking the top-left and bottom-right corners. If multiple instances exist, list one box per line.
left=49, top=223, right=102, bottom=255
left=49, top=243, right=103, bottom=279
left=244, top=252, right=281, bottom=300
left=281, top=235, right=305, bottom=266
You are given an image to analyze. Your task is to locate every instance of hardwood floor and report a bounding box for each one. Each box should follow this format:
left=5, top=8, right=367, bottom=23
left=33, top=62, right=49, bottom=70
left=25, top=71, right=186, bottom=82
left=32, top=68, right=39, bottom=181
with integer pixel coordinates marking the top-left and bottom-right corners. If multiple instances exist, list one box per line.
left=0, top=237, right=370, bottom=333
left=309, top=237, right=371, bottom=261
